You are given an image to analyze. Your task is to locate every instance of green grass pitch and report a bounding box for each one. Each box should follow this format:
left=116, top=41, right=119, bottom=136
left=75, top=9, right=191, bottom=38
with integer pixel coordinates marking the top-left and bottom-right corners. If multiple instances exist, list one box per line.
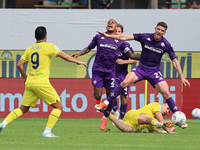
left=0, top=118, right=199, bottom=150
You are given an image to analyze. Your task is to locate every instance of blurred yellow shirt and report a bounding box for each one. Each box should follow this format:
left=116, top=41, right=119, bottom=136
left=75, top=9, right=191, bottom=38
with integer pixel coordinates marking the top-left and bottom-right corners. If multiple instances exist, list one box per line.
left=138, top=102, right=161, bottom=118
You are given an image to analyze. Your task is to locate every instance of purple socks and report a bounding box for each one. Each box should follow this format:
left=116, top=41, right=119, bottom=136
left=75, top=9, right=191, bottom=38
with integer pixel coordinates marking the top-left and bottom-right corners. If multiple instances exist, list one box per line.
left=120, top=103, right=127, bottom=120
left=107, top=85, right=124, bottom=103
left=166, top=97, right=178, bottom=113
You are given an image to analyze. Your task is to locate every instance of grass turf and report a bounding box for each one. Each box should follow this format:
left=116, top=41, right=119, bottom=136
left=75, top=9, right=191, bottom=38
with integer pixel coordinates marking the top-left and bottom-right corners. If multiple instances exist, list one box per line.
left=0, top=118, right=199, bottom=150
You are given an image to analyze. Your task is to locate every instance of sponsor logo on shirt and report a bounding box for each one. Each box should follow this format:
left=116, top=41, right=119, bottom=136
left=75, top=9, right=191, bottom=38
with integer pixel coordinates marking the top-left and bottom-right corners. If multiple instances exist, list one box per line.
left=147, top=38, right=151, bottom=41
left=100, top=44, right=118, bottom=50
left=144, top=45, right=163, bottom=54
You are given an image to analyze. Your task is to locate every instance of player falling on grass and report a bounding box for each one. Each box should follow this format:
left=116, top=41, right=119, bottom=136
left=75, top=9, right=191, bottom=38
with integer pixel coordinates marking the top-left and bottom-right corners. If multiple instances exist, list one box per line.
left=71, top=19, right=139, bottom=109
left=0, top=26, right=87, bottom=137
left=100, top=24, right=137, bottom=130
left=95, top=21, right=190, bottom=129
left=105, top=102, right=176, bottom=133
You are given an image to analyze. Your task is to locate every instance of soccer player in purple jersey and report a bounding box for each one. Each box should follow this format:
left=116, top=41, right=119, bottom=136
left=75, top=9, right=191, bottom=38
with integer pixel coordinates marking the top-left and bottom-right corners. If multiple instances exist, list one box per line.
left=71, top=19, right=139, bottom=131
left=100, top=24, right=138, bottom=130
left=96, top=21, right=190, bottom=129
left=71, top=19, right=139, bottom=103
left=114, top=24, right=137, bottom=121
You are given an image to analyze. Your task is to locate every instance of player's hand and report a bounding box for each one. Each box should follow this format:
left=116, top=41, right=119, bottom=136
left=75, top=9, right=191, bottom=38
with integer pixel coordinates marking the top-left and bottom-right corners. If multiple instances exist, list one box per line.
left=181, top=78, right=190, bottom=87
left=116, top=59, right=124, bottom=64
left=168, top=127, right=177, bottom=133
left=97, top=31, right=108, bottom=37
left=163, top=121, right=174, bottom=128
left=71, top=53, right=80, bottom=58
left=77, top=61, right=87, bottom=67
left=24, top=78, right=27, bottom=84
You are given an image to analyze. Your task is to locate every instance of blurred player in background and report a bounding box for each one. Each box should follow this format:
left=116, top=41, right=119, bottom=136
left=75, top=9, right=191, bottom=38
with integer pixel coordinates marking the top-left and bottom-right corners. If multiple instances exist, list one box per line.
left=107, top=102, right=176, bottom=133
left=96, top=21, right=190, bottom=129
left=101, top=24, right=137, bottom=130
left=71, top=19, right=139, bottom=131
left=0, top=26, right=87, bottom=137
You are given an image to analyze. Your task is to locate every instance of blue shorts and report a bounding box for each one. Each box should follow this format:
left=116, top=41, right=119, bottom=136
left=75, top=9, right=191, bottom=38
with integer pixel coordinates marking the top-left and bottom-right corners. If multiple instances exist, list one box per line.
left=92, top=70, right=115, bottom=89
left=131, top=64, right=165, bottom=88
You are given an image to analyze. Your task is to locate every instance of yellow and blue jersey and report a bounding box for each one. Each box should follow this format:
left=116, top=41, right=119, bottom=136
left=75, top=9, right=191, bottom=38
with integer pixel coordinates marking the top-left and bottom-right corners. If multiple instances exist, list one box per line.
left=21, top=42, right=61, bottom=79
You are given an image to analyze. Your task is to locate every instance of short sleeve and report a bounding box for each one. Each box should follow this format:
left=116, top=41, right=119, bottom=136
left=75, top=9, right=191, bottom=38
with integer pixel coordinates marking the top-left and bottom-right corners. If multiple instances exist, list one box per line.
left=48, top=44, right=62, bottom=57
left=88, top=34, right=100, bottom=49
left=167, top=44, right=177, bottom=60
left=20, top=49, right=29, bottom=63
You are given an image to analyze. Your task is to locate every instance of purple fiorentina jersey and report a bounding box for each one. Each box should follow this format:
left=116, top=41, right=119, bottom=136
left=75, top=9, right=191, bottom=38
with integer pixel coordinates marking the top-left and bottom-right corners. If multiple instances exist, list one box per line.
left=88, top=34, right=130, bottom=73
left=133, top=33, right=177, bottom=67
left=116, top=43, right=134, bottom=80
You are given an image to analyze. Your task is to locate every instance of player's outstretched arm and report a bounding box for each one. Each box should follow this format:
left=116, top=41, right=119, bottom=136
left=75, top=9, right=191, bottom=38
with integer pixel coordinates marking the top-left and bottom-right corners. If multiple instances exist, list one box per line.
left=125, top=50, right=140, bottom=60
left=116, top=59, right=137, bottom=65
left=172, top=58, right=190, bottom=87
left=97, top=31, right=134, bottom=41
left=149, top=127, right=176, bottom=133
left=154, top=112, right=176, bottom=133
left=58, top=52, right=87, bottom=67
left=71, top=47, right=91, bottom=58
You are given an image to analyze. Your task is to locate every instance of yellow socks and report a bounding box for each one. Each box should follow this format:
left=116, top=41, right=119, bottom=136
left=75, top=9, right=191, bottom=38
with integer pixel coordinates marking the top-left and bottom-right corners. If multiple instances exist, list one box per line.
left=108, top=114, right=116, bottom=120
left=46, top=109, right=61, bottom=129
left=151, top=118, right=159, bottom=126
left=4, top=108, right=23, bottom=124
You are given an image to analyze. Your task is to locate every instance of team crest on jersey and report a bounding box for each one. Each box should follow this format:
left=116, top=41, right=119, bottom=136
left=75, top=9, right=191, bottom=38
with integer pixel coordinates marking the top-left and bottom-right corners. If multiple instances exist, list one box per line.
left=118, top=53, right=123, bottom=57
left=54, top=46, right=60, bottom=50
left=100, top=37, right=105, bottom=40
left=161, top=42, right=165, bottom=47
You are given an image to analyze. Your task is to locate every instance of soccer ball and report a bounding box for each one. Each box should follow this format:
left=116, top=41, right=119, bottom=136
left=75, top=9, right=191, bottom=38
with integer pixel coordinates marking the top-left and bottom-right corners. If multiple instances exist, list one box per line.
left=171, top=111, right=186, bottom=126
left=192, top=108, right=200, bottom=118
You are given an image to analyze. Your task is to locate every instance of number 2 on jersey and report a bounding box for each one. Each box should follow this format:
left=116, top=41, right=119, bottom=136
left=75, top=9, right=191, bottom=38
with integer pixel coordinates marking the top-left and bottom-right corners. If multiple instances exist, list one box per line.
left=31, top=52, right=39, bottom=69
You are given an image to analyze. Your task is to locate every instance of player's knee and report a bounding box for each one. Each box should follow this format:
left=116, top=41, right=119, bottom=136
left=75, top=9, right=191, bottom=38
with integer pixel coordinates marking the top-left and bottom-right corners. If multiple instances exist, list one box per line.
left=123, top=128, right=134, bottom=133
left=20, top=105, right=30, bottom=114
left=161, top=91, right=171, bottom=99
left=121, top=82, right=128, bottom=88
left=58, top=104, right=63, bottom=111
left=51, top=101, right=63, bottom=111
left=120, top=99, right=127, bottom=105
left=57, top=103, right=63, bottom=111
